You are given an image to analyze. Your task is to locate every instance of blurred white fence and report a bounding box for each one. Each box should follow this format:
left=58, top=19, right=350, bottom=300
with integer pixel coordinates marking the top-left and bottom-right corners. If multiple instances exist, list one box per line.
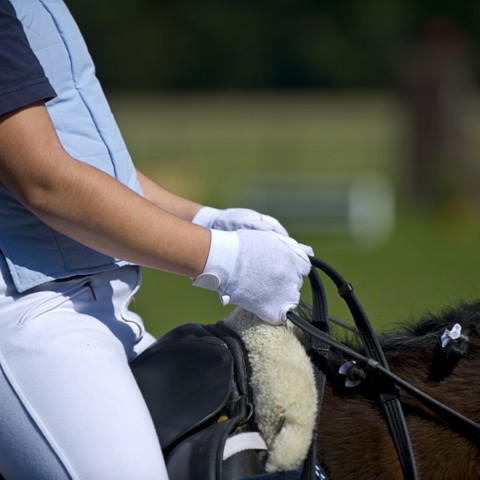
left=227, top=173, right=395, bottom=246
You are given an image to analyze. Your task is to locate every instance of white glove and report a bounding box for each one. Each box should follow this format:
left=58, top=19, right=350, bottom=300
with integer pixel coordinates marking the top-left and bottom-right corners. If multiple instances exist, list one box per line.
left=193, top=229, right=312, bottom=324
left=192, top=206, right=288, bottom=236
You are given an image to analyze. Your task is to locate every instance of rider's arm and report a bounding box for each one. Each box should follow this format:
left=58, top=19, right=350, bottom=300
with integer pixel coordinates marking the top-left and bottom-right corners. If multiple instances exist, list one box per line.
left=0, top=102, right=210, bottom=279
left=135, top=169, right=203, bottom=222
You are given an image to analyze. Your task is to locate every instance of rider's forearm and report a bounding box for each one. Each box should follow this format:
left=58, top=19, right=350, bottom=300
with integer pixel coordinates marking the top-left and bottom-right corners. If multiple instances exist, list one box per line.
left=0, top=104, right=210, bottom=279
left=31, top=161, right=210, bottom=278
left=135, top=169, right=203, bottom=222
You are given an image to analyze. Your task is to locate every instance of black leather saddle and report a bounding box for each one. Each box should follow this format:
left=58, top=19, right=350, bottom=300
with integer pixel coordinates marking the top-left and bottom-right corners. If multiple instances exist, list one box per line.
left=130, top=321, right=266, bottom=480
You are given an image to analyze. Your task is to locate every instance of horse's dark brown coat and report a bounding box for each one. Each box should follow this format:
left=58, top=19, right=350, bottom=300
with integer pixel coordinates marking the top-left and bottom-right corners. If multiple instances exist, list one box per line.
left=316, top=301, right=480, bottom=480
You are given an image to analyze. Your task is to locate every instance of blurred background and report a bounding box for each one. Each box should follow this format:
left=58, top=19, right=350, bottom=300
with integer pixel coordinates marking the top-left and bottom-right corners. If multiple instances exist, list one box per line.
left=68, top=0, right=480, bottom=336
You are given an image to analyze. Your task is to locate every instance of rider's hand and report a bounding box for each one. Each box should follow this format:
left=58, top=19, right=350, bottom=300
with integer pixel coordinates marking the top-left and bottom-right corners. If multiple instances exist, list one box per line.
left=192, top=206, right=288, bottom=236
left=193, top=229, right=312, bottom=324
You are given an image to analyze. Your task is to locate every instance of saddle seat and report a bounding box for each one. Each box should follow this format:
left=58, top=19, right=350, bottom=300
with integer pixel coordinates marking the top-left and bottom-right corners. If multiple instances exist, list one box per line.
left=130, top=308, right=318, bottom=480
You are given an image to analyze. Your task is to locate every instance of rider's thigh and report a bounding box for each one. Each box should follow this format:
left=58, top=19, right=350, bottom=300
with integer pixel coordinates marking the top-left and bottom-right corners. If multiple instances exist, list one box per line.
left=0, top=265, right=168, bottom=480
left=0, top=333, right=167, bottom=480
left=0, top=363, right=72, bottom=480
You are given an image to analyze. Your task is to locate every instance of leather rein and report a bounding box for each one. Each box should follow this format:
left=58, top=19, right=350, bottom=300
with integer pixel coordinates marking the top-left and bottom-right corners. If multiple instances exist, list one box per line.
left=287, top=256, right=480, bottom=480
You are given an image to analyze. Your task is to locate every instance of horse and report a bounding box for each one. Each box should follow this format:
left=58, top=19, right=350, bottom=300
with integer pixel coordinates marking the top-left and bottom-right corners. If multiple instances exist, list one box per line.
left=315, top=300, right=480, bottom=480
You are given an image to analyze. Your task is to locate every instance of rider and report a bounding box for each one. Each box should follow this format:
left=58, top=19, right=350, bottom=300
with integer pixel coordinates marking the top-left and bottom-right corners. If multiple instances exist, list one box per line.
left=0, top=1, right=312, bottom=478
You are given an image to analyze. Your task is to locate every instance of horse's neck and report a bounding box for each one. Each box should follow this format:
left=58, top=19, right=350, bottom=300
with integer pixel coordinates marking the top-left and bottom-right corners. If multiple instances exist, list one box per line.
left=317, top=347, right=480, bottom=479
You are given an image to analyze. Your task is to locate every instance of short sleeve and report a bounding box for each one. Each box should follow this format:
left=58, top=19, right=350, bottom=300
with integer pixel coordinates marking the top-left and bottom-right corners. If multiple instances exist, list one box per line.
left=0, top=0, right=56, bottom=116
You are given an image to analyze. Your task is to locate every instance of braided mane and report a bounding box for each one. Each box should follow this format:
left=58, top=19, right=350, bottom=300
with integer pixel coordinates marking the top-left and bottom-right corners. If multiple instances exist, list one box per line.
left=379, top=300, right=480, bottom=352
left=319, top=299, right=480, bottom=391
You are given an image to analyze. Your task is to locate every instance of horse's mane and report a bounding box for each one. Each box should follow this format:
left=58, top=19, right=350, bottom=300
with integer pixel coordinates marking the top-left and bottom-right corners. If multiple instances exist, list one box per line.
left=316, top=299, right=480, bottom=353
left=379, top=299, right=480, bottom=352
left=314, top=300, right=480, bottom=480
left=304, top=299, right=480, bottom=390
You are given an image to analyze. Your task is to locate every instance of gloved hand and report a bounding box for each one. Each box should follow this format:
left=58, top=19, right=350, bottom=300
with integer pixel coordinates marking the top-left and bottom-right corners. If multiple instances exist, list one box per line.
left=193, top=229, right=313, bottom=324
left=192, top=206, right=288, bottom=236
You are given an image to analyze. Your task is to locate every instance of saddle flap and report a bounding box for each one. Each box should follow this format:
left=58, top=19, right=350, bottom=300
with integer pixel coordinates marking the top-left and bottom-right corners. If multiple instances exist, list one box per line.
left=166, top=419, right=232, bottom=480
left=130, top=323, right=235, bottom=449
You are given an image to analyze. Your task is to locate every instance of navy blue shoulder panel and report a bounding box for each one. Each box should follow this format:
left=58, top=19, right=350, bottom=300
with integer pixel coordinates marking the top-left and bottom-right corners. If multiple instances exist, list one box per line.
left=0, top=0, right=56, bottom=116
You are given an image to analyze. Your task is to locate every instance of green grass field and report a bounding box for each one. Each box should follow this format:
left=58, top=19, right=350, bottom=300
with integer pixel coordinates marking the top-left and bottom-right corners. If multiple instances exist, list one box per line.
left=109, top=91, right=480, bottom=338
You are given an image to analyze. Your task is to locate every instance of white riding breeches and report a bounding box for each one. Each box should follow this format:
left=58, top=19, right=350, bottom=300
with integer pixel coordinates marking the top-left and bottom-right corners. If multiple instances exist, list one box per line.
left=0, top=256, right=169, bottom=480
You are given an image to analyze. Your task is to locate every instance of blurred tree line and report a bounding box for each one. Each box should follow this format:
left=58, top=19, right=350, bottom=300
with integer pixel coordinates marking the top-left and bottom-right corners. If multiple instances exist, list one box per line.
left=68, top=0, right=479, bottom=90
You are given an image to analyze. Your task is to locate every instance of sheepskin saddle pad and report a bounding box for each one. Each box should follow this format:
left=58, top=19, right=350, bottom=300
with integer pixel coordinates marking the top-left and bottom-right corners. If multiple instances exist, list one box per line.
left=130, top=307, right=318, bottom=480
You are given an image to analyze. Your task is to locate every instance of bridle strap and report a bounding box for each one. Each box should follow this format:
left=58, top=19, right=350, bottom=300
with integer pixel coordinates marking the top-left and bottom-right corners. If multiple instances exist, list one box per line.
left=288, top=255, right=480, bottom=479
left=300, top=268, right=330, bottom=480
left=287, top=312, right=480, bottom=440
left=306, top=256, right=418, bottom=480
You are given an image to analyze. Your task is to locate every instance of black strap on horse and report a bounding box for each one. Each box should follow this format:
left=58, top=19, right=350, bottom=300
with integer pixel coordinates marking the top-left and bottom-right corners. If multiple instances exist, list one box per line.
left=289, top=256, right=480, bottom=480
left=292, top=256, right=418, bottom=480
left=300, top=267, right=330, bottom=480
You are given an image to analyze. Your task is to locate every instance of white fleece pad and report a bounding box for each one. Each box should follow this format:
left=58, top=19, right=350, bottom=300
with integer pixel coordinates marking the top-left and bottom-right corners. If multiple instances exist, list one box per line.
left=224, top=308, right=318, bottom=473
